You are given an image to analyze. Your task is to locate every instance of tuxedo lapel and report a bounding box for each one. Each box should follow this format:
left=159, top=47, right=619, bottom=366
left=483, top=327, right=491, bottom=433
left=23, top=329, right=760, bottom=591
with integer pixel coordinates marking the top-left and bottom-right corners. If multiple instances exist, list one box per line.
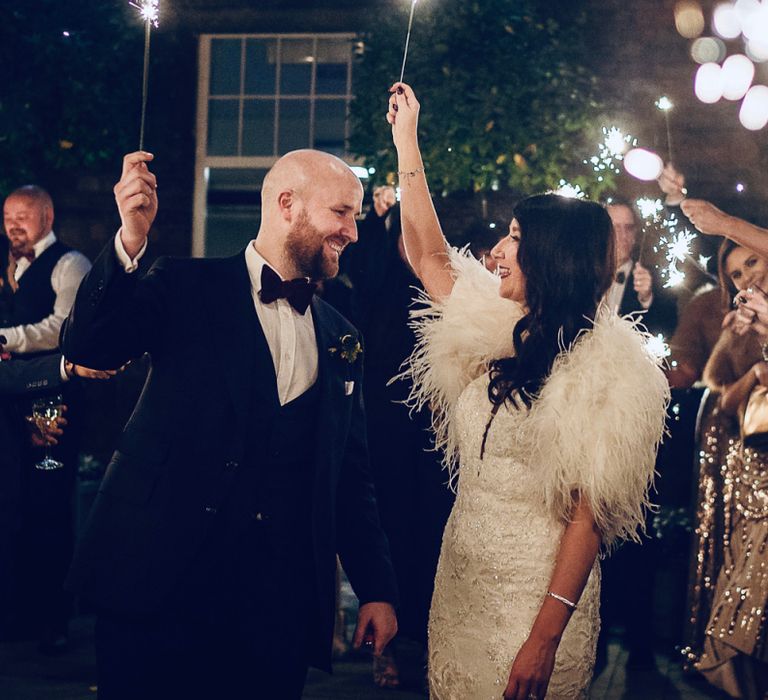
left=212, top=253, right=279, bottom=436
left=311, top=299, right=346, bottom=469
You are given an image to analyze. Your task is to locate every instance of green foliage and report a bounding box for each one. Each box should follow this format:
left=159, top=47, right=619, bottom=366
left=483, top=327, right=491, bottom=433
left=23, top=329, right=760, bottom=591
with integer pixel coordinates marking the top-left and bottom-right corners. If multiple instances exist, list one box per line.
left=350, top=0, right=613, bottom=198
left=0, top=2, right=141, bottom=195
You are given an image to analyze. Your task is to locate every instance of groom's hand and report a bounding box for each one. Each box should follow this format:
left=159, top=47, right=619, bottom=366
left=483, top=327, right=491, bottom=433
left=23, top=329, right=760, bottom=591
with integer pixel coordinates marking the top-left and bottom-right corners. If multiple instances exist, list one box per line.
left=353, top=601, right=398, bottom=656
left=114, top=151, right=158, bottom=258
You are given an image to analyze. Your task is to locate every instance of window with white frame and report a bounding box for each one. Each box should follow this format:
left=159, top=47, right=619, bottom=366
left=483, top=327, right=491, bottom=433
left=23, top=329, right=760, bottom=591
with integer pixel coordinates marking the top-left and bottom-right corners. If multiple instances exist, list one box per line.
left=193, top=33, right=358, bottom=257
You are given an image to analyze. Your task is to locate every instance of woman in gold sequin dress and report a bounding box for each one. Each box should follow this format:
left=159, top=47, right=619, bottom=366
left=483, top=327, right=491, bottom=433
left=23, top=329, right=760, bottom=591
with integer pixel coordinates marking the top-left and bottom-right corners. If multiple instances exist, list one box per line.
left=386, top=83, right=669, bottom=700
left=697, top=239, right=768, bottom=698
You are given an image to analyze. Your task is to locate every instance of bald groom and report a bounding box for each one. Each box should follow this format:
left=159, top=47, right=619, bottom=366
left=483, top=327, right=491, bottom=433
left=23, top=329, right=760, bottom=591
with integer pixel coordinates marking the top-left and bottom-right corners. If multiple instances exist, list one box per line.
left=62, top=150, right=399, bottom=700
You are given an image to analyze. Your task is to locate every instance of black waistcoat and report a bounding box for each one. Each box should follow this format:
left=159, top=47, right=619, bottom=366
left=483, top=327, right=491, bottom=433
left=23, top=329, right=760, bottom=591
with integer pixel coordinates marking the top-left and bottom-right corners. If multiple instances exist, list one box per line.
left=179, top=375, right=321, bottom=619
left=10, top=240, right=71, bottom=327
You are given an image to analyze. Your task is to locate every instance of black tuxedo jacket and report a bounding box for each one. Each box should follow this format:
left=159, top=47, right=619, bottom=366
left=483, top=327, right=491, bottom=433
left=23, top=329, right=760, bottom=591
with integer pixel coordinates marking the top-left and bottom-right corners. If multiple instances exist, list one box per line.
left=619, top=265, right=678, bottom=339
left=61, top=242, right=398, bottom=669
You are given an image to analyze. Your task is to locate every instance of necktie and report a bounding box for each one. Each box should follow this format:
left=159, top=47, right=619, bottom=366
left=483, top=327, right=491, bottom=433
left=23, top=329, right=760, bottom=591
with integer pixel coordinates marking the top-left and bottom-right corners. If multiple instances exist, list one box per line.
left=615, top=271, right=626, bottom=285
left=259, top=264, right=317, bottom=315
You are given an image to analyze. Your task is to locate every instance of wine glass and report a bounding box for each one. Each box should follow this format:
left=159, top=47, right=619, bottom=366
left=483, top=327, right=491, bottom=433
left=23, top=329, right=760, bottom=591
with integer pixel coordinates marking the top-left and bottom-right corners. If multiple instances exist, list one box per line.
left=32, top=395, right=64, bottom=471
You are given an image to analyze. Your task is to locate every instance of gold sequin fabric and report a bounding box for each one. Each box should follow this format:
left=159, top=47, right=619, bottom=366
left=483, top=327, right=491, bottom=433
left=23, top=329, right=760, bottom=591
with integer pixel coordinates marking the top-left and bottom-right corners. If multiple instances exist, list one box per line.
left=428, top=375, right=599, bottom=700
left=696, top=441, right=768, bottom=694
left=684, top=393, right=738, bottom=667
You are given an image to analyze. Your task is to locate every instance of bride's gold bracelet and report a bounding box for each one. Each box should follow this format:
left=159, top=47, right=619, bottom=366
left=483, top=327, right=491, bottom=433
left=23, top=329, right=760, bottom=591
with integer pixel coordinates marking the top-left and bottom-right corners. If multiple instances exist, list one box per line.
left=547, top=591, right=577, bottom=611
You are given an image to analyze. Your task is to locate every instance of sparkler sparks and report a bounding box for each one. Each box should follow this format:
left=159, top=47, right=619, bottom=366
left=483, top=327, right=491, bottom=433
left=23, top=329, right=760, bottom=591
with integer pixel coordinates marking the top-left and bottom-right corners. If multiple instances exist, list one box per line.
left=553, top=180, right=586, bottom=200
left=655, top=95, right=674, bottom=112
left=636, top=197, right=664, bottom=220
left=656, top=223, right=698, bottom=287
left=130, top=1, right=159, bottom=27
left=646, top=333, right=671, bottom=360
left=584, top=127, right=636, bottom=182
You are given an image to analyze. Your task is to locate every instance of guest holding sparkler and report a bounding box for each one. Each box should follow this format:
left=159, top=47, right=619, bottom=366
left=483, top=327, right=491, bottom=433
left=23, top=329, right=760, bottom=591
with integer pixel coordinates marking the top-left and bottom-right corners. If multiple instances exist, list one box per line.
left=694, top=238, right=768, bottom=697
left=604, top=197, right=678, bottom=338
left=684, top=199, right=768, bottom=261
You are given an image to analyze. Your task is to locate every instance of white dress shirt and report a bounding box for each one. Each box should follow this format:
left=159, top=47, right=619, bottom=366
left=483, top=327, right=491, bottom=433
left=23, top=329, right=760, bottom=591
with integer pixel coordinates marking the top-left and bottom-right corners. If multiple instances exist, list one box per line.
left=604, top=260, right=633, bottom=313
left=115, top=233, right=318, bottom=406
left=0, top=231, right=91, bottom=353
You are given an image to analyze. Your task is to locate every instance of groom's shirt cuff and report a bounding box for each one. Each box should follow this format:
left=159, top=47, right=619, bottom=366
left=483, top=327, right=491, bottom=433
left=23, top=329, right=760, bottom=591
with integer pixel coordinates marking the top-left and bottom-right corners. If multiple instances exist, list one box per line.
left=114, top=229, right=147, bottom=274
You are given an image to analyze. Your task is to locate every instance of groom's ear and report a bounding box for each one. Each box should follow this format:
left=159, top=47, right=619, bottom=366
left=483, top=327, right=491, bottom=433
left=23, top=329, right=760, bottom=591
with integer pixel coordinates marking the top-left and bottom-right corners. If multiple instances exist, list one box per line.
left=277, top=190, right=295, bottom=223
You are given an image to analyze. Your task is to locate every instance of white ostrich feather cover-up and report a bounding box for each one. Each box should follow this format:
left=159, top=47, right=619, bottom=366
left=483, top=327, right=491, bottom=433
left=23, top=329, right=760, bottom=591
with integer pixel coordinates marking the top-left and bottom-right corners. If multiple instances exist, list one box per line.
left=399, top=249, right=670, bottom=699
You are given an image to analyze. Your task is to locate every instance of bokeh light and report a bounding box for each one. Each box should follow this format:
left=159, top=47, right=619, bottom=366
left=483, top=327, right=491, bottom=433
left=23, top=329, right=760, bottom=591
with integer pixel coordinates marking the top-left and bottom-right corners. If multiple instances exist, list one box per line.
left=739, top=84, right=768, bottom=130
left=741, top=2, right=768, bottom=42
left=722, top=54, right=755, bottom=100
left=624, top=148, right=664, bottom=181
left=713, top=3, right=743, bottom=39
left=691, top=36, right=727, bottom=64
left=695, top=62, right=725, bottom=103
left=747, top=38, right=768, bottom=62
left=675, top=0, right=705, bottom=38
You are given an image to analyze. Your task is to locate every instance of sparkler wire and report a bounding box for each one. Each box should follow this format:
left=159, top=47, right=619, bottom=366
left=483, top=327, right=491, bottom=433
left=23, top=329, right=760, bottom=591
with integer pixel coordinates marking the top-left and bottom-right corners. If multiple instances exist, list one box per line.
left=139, top=19, right=151, bottom=151
left=399, top=0, right=418, bottom=84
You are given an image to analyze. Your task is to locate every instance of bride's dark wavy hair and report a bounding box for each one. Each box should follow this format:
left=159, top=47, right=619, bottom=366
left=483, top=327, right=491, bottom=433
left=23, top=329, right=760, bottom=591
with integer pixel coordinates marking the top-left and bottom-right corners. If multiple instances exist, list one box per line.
left=488, top=194, right=614, bottom=410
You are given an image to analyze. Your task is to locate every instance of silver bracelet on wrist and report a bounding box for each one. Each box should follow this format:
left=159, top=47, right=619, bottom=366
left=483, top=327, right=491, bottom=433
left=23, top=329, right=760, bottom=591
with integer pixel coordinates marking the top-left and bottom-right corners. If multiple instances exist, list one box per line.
left=397, top=167, right=425, bottom=177
left=547, top=591, right=577, bottom=611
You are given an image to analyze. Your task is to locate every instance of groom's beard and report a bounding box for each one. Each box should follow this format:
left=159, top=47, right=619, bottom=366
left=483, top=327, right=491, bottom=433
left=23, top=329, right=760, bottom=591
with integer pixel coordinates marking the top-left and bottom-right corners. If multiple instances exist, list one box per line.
left=285, top=210, right=338, bottom=280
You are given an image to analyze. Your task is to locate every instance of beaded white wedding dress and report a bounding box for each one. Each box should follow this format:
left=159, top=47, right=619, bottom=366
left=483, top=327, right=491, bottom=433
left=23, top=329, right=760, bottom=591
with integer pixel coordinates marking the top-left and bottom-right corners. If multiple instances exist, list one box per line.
left=402, top=251, right=669, bottom=700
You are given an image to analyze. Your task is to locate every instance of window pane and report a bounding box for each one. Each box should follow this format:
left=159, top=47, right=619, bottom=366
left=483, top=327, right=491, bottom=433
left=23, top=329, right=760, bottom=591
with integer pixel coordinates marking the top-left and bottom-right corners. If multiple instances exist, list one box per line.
left=242, top=100, right=275, bottom=156
left=316, top=40, right=349, bottom=95
left=278, top=100, right=311, bottom=153
left=205, top=169, right=268, bottom=257
left=208, top=99, right=239, bottom=155
left=210, top=39, right=242, bottom=96
left=245, top=39, right=277, bottom=95
left=314, top=100, right=347, bottom=155
left=280, top=39, right=313, bottom=95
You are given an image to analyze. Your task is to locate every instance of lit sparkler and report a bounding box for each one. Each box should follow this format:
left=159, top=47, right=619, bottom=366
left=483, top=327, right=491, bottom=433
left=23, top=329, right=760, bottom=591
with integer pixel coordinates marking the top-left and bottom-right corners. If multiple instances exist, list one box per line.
left=636, top=197, right=664, bottom=221
left=399, top=0, right=419, bottom=84
left=655, top=95, right=675, bottom=163
left=553, top=180, right=586, bottom=199
left=656, top=222, right=698, bottom=287
left=584, top=126, right=636, bottom=183
left=130, top=1, right=160, bottom=150
left=646, top=333, right=671, bottom=360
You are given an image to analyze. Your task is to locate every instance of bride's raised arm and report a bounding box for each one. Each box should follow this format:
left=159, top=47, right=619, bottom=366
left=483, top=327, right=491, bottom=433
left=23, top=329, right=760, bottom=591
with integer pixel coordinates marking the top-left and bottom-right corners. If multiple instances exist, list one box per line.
left=387, top=83, right=455, bottom=301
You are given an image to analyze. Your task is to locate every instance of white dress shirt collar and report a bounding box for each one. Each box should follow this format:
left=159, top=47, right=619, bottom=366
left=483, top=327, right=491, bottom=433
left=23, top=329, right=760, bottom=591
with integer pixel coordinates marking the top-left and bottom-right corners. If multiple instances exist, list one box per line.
left=34, top=230, right=57, bottom=257
left=245, top=241, right=275, bottom=297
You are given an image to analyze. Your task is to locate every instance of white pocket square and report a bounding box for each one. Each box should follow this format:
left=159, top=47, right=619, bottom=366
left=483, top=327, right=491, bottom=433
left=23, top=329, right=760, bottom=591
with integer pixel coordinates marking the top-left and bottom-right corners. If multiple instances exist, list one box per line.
left=344, top=381, right=354, bottom=396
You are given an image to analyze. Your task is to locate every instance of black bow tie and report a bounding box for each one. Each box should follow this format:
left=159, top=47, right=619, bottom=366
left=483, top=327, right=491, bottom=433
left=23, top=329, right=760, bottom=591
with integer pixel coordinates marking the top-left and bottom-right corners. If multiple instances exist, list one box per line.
left=615, top=271, right=626, bottom=285
left=259, top=264, right=317, bottom=314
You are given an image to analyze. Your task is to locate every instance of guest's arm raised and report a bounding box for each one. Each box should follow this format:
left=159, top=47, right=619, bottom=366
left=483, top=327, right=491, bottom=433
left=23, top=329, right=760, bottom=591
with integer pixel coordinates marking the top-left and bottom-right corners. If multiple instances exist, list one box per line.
left=387, top=83, right=454, bottom=301
left=683, top=199, right=768, bottom=260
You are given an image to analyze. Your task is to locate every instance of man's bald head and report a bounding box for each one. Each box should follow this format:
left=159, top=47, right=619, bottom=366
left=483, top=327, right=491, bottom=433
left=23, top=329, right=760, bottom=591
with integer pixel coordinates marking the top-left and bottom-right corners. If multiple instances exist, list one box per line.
left=261, top=150, right=361, bottom=213
left=255, top=150, right=363, bottom=281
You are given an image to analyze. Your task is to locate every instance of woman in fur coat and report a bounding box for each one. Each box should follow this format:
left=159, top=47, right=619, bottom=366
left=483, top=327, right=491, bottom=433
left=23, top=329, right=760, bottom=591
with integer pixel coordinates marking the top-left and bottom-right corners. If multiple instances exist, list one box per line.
left=386, top=83, right=669, bottom=700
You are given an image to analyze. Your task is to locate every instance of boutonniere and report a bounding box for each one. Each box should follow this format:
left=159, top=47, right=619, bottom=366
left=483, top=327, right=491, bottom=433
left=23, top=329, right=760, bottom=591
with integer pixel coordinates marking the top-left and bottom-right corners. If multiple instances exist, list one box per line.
left=328, top=334, right=362, bottom=364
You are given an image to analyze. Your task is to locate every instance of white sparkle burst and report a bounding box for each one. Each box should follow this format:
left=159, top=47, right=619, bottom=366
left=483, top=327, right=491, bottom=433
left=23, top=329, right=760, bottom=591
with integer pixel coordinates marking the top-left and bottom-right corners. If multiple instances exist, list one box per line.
left=584, top=126, right=637, bottom=178
left=130, top=0, right=159, bottom=27
left=553, top=180, right=586, bottom=199
left=636, top=197, right=664, bottom=220
left=646, top=333, right=671, bottom=359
